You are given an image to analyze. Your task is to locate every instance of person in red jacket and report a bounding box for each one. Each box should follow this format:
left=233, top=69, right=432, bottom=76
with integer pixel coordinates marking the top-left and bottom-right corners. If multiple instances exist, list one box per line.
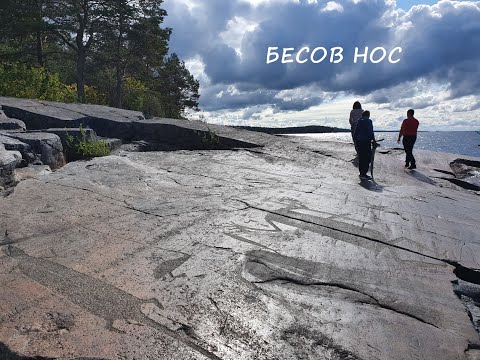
left=397, top=109, right=419, bottom=169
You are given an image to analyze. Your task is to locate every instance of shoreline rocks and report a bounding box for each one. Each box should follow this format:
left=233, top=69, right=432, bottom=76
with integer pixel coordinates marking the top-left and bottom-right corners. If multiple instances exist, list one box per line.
left=0, top=98, right=479, bottom=359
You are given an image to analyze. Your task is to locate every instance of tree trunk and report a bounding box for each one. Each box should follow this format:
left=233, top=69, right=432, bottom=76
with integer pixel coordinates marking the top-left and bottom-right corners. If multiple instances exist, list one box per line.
left=36, top=31, right=44, bottom=67
left=114, top=12, right=124, bottom=108
left=115, top=64, right=123, bottom=108
left=77, top=50, right=86, bottom=103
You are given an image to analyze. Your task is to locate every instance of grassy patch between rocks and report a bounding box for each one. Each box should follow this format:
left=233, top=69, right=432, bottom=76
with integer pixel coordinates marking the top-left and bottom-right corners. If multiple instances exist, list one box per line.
left=65, top=126, right=110, bottom=161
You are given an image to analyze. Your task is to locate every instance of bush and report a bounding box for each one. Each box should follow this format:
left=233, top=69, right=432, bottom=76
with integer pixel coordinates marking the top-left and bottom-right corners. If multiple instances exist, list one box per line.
left=65, top=126, right=110, bottom=161
left=123, top=76, right=147, bottom=111
left=0, top=62, right=105, bottom=104
left=201, top=127, right=220, bottom=149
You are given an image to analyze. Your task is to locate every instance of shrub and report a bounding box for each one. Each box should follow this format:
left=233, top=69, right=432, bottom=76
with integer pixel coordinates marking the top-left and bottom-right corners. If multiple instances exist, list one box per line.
left=123, top=76, right=147, bottom=111
left=201, top=127, right=220, bottom=149
left=65, top=126, right=110, bottom=161
left=0, top=62, right=105, bottom=104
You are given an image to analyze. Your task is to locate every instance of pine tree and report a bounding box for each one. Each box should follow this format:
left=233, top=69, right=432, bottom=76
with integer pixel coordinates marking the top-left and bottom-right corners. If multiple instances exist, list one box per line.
left=44, top=0, right=111, bottom=102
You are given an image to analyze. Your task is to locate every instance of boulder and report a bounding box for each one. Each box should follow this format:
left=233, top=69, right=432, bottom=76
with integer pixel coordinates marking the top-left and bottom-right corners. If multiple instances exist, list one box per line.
left=6, top=132, right=65, bottom=170
left=0, top=148, right=22, bottom=187
left=0, top=134, right=37, bottom=164
left=450, top=158, right=480, bottom=189
left=0, top=107, right=26, bottom=131
left=0, top=112, right=26, bottom=132
left=100, top=137, right=122, bottom=151
left=450, top=158, right=480, bottom=179
left=0, top=133, right=31, bottom=152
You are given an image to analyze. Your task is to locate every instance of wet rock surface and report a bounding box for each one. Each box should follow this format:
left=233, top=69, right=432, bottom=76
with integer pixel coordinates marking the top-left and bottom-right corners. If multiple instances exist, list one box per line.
left=0, top=129, right=479, bottom=359
left=449, top=159, right=480, bottom=190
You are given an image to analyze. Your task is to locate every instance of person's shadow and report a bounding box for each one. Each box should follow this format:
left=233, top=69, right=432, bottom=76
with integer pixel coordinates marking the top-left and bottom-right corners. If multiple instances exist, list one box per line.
left=359, top=179, right=384, bottom=192
left=406, top=169, right=437, bottom=186
left=351, top=155, right=359, bottom=168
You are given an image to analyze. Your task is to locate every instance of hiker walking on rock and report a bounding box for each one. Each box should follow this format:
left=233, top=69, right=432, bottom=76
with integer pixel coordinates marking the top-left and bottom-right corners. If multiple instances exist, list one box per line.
left=354, top=110, right=377, bottom=180
left=349, top=101, right=363, bottom=153
left=397, top=109, right=419, bottom=170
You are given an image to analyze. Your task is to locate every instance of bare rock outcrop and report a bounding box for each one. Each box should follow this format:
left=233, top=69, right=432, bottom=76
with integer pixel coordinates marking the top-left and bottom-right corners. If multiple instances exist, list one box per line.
left=0, top=145, right=22, bottom=188
left=5, top=132, right=65, bottom=170
left=0, top=108, right=26, bottom=132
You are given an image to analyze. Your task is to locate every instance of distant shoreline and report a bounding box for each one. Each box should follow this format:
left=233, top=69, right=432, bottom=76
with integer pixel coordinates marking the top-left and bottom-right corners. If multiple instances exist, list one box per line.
left=232, top=125, right=349, bottom=134
left=232, top=126, right=478, bottom=134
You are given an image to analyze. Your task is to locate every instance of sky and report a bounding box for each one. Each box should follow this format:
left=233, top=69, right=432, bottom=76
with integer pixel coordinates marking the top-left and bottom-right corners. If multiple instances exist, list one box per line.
left=163, top=0, right=480, bottom=131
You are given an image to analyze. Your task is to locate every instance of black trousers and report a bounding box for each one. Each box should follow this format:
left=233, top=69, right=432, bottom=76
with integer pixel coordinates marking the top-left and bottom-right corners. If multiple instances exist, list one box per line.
left=357, top=141, right=372, bottom=175
left=403, top=136, right=417, bottom=166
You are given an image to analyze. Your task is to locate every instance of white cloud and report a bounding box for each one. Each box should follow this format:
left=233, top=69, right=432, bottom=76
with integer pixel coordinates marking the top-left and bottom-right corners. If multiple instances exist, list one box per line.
left=164, top=0, right=480, bottom=130
left=219, top=17, right=258, bottom=57
left=321, top=1, right=344, bottom=12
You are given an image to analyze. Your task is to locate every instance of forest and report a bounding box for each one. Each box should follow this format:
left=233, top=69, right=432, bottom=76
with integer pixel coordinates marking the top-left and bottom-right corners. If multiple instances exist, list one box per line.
left=0, top=0, right=200, bottom=119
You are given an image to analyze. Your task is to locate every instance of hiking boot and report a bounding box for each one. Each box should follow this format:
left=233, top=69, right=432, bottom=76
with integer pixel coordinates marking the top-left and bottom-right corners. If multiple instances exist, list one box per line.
left=408, top=164, right=416, bottom=170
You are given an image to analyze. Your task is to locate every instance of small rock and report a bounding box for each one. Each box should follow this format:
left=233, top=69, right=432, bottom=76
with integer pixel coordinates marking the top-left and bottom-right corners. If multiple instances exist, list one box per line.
left=15, top=165, right=52, bottom=182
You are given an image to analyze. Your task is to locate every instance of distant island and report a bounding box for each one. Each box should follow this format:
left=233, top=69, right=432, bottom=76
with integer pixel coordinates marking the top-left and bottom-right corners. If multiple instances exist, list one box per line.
left=232, top=125, right=349, bottom=134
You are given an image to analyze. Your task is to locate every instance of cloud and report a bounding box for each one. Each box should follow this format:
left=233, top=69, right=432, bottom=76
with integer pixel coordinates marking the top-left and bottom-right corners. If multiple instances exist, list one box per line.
left=321, top=1, right=345, bottom=12
left=164, top=0, right=480, bottom=129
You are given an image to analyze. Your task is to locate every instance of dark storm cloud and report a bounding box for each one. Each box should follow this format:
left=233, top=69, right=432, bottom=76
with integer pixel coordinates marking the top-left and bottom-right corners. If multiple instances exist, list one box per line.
left=164, top=0, right=480, bottom=111
left=200, top=84, right=326, bottom=112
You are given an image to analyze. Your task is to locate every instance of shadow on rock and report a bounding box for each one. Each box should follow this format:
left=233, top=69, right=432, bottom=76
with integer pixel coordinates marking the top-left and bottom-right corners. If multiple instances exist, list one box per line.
left=406, top=170, right=437, bottom=186
left=359, top=179, right=383, bottom=192
left=0, top=342, right=53, bottom=360
left=350, top=156, right=359, bottom=168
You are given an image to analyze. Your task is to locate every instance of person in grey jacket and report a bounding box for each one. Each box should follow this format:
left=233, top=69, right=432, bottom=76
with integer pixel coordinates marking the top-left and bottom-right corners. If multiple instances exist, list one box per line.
left=349, top=101, right=363, bottom=152
left=354, top=110, right=377, bottom=180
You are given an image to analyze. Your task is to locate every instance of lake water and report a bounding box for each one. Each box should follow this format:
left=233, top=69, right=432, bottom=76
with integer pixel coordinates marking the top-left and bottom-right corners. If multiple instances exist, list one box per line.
left=289, top=131, right=480, bottom=158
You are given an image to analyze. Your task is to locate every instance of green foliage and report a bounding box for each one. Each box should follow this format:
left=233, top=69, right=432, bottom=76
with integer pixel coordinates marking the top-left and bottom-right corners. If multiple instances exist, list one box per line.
left=142, top=92, right=165, bottom=119
left=0, top=62, right=66, bottom=101
left=64, top=84, right=106, bottom=105
left=148, top=53, right=200, bottom=119
left=200, top=127, right=220, bottom=149
left=121, top=77, right=147, bottom=111
left=65, top=126, right=110, bottom=161
left=0, top=0, right=200, bottom=118
left=0, top=63, right=105, bottom=103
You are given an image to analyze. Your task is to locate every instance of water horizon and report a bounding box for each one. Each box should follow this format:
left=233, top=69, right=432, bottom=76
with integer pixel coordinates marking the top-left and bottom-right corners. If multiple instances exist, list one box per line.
left=288, top=131, right=480, bottom=158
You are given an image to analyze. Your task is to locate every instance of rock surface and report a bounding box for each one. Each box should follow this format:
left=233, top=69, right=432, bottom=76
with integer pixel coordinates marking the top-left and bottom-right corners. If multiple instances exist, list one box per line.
left=0, top=107, right=26, bottom=132
left=34, top=127, right=99, bottom=144
left=0, top=97, right=264, bottom=191
left=449, top=159, right=480, bottom=189
left=0, top=146, right=22, bottom=188
left=0, top=116, right=26, bottom=132
left=4, top=132, right=65, bottom=170
left=14, top=165, right=52, bottom=183
left=0, top=97, right=262, bottom=149
left=1, top=128, right=479, bottom=359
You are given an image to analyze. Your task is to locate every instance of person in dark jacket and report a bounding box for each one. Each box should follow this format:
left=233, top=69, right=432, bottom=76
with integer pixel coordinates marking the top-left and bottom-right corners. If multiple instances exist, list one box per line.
left=354, top=110, right=377, bottom=180
left=349, top=101, right=363, bottom=153
left=397, top=109, right=420, bottom=170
